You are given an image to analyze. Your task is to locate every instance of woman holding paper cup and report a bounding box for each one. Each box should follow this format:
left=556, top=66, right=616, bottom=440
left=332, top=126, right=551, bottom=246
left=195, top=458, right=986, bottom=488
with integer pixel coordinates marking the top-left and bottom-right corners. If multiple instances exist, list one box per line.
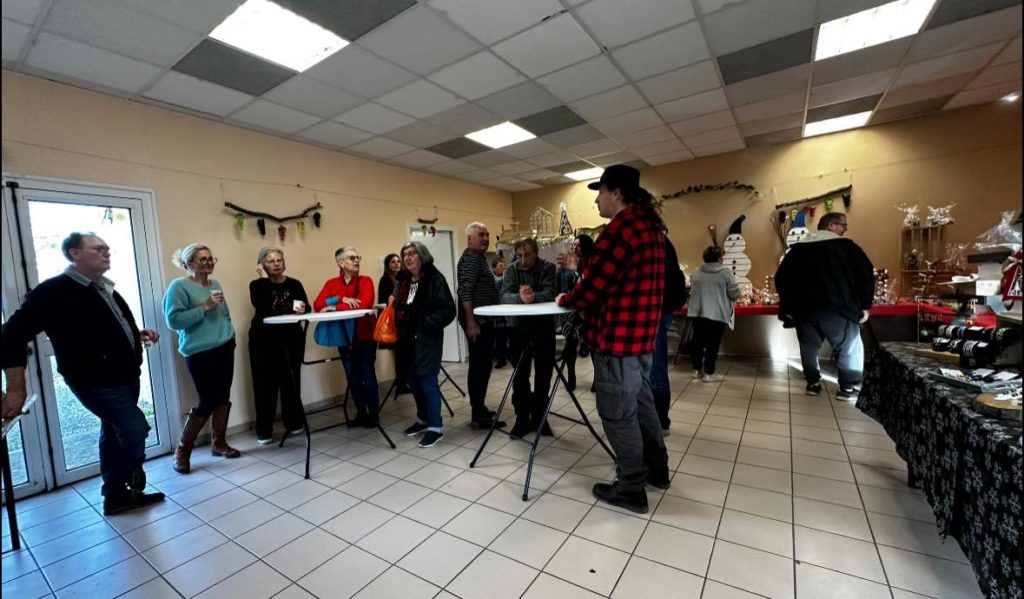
left=248, top=246, right=310, bottom=445
left=164, top=243, right=240, bottom=474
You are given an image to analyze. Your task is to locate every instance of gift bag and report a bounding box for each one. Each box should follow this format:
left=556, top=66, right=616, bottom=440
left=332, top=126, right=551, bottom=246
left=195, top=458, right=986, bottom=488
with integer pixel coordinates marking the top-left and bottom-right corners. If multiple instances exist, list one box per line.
left=373, top=297, right=398, bottom=344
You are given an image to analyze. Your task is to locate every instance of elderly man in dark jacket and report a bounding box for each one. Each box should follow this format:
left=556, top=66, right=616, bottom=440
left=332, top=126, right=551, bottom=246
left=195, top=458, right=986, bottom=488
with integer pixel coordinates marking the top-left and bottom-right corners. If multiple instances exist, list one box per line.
left=775, top=212, right=873, bottom=400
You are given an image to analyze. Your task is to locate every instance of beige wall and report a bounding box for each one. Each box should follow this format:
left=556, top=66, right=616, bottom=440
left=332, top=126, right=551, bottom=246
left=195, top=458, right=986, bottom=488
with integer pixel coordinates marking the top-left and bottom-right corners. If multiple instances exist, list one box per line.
left=2, top=70, right=513, bottom=427
left=512, top=102, right=1022, bottom=290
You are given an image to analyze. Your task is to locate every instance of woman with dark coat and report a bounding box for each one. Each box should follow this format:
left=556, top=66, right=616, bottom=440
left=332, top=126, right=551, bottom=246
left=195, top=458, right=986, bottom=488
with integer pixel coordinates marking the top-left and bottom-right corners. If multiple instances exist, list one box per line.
left=559, top=234, right=594, bottom=391
left=394, top=240, right=456, bottom=448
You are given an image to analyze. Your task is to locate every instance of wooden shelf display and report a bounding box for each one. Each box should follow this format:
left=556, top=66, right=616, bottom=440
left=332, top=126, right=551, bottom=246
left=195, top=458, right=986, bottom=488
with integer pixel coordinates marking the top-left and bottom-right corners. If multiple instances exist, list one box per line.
left=900, top=225, right=950, bottom=296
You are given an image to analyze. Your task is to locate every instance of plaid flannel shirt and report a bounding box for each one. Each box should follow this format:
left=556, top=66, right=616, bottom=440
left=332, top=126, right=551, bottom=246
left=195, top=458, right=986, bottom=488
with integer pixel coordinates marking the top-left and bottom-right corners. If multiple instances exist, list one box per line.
left=558, top=204, right=665, bottom=356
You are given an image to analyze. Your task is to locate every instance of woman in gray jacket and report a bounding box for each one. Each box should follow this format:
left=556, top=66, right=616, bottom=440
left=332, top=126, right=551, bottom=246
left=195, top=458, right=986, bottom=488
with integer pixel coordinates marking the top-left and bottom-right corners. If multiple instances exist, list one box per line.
left=688, top=246, right=741, bottom=382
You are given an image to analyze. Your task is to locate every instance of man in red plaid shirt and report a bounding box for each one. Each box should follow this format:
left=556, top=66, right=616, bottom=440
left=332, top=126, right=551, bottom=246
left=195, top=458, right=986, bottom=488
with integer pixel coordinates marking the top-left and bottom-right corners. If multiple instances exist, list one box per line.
left=557, top=164, right=671, bottom=514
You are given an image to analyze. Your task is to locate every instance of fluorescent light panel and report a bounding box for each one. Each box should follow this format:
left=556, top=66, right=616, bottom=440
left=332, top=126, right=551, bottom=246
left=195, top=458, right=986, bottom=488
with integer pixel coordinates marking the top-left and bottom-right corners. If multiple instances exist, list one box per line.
left=803, top=111, right=872, bottom=137
left=815, top=0, right=937, bottom=61
left=1001, top=93, right=1020, bottom=102
left=210, top=0, right=348, bottom=72
left=465, top=122, right=536, bottom=149
left=565, top=167, right=604, bottom=181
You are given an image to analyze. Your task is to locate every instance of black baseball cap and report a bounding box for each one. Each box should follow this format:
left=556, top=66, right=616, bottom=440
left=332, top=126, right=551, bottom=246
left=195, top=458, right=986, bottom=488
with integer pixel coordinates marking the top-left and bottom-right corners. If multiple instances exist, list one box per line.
left=587, top=164, right=640, bottom=191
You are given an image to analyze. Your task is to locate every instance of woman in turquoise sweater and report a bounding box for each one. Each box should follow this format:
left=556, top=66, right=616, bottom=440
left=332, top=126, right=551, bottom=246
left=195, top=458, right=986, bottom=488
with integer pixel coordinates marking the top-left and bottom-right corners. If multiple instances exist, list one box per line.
left=163, top=243, right=240, bottom=474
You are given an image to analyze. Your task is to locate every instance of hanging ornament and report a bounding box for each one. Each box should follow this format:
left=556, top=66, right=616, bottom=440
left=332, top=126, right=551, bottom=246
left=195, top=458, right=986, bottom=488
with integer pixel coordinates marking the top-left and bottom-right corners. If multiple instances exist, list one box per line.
left=842, top=191, right=852, bottom=209
left=429, top=225, right=436, bottom=237
left=790, top=208, right=799, bottom=221
left=234, top=213, right=245, bottom=232
left=257, top=218, right=267, bottom=236
left=115, top=212, right=127, bottom=222
left=824, top=197, right=834, bottom=211
left=421, top=224, right=428, bottom=235
left=805, top=206, right=815, bottom=218
left=312, top=212, right=322, bottom=228
left=277, top=224, right=287, bottom=242
left=102, top=207, right=114, bottom=224
left=558, top=201, right=573, bottom=235
left=296, top=220, right=306, bottom=237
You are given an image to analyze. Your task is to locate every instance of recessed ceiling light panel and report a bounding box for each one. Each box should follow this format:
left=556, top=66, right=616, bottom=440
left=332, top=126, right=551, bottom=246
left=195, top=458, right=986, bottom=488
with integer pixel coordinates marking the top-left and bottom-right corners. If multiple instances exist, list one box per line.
left=565, top=167, right=604, bottom=181
left=803, top=111, right=872, bottom=137
left=815, top=0, right=937, bottom=61
left=465, top=122, right=536, bottom=149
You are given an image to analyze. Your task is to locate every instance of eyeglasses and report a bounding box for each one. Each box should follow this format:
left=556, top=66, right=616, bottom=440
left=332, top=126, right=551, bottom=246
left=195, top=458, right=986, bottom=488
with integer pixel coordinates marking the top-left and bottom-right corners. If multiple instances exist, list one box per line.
left=342, top=255, right=362, bottom=261
left=195, top=257, right=218, bottom=265
left=832, top=222, right=849, bottom=229
left=83, top=245, right=111, bottom=254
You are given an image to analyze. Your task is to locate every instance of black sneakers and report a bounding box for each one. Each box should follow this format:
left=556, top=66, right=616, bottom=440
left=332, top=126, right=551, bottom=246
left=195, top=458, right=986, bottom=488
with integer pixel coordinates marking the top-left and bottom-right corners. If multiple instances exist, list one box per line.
left=404, top=422, right=428, bottom=436
left=592, top=482, right=649, bottom=514
left=509, top=418, right=535, bottom=439
left=647, top=471, right=672, bottom=490
left=419, top=431, right=443, bottom=448
left=471, top=413, right=507, bottom=430
left=806, top=381, right=822, bottom=396
left=836, top=386, right=860, bottom=401
left=103, top=489, right=166, bottom=516
left=127, top=468, right=147, bottom=492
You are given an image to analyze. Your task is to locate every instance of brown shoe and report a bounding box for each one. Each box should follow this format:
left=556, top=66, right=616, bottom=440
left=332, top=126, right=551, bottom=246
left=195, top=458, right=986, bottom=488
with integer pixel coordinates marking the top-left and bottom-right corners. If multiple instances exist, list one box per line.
left=210, top=403, right=241, bottom=458
left=173, top=410, right=208, bottom=474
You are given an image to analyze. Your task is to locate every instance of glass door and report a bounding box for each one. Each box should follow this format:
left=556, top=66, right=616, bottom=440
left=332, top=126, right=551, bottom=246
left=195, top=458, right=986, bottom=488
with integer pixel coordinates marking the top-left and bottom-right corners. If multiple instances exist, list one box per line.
left=2, top=177, right=176, bottom=492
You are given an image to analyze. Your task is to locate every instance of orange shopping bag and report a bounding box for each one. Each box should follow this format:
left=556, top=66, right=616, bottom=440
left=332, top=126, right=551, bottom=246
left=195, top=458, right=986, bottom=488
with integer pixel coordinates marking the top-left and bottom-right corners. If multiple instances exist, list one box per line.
left=373, top=297, right=398, bottom=344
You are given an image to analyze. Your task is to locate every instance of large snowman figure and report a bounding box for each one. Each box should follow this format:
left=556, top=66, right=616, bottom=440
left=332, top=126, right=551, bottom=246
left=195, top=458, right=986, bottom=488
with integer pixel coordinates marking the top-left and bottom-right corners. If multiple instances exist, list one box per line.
left=722, top=215, right=752, bottom=293
left=784, top=210, right=810, bottom=260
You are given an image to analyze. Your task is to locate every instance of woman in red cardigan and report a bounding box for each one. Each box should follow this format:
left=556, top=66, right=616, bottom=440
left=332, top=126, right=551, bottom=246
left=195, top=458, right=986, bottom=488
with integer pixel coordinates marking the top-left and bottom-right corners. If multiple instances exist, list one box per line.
left=314, top=246, right=380, bottom=427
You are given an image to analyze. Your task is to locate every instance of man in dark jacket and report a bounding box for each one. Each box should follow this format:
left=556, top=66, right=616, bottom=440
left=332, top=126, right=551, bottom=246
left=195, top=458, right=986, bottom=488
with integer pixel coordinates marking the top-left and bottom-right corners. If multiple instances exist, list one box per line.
left=500, top=238, right=558, bottom=438
left=651, top=235, right=686, bottom=434
left=775, top=213, right=873, bottom=400
left=2, top=232, right=166, bottom=515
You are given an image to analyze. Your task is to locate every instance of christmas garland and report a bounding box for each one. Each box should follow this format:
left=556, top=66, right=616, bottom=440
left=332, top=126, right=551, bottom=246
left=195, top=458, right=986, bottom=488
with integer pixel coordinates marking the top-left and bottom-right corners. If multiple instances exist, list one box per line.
left=773, top=185, right=851, bottom=212
left=660, top=181, right=762, bottom=200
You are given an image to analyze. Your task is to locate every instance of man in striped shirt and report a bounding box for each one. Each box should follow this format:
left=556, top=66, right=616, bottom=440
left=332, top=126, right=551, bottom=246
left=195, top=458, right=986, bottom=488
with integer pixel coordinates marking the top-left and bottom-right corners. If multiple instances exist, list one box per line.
left=557, top=165, right=671, bottom=514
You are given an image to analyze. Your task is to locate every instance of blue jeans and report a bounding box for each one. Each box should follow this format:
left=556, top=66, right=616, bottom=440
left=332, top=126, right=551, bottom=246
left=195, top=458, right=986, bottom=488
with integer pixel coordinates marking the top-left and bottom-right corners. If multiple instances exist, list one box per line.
left=409, top=373, right=443, bottom=432
left=795, top=313, right=864, bottom=389
left=69, top=382, right=149, bottom=497
left=649, top=313, right=675, bottom=429
left=340, top=341, right=380, bottom=415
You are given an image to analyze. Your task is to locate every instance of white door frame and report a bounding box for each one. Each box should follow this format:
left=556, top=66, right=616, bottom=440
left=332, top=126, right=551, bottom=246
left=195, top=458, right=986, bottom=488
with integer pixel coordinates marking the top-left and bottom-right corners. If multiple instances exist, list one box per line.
left=407, top=224, right=465, bottom=362
left=2, top=173, right=179, bottom=493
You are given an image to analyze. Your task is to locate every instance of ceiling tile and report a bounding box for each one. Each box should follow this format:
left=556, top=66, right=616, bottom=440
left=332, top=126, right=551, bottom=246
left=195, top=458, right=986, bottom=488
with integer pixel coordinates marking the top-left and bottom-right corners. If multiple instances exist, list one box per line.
left=427, top=160, right=477, bottom=175
left=654, top=88, right=729, bottom=122
left=498, top=180, right=542, bottom=192
left=425, top=103, right=502, bottom=134
left=668, top=110, right=737, bottom=137
left=991, top=37, right=1022, bottom=66
left=3, top=0, right=48, bottom=25
left=926, top=0, right=1021, bottom=30
left=230, top=100, right=321, bottom=134
left=425, top=137, right=490, bottom=159
left=26, top=33, right=162, bottom=94
left=539, top=175, right=574, bottom=186
left=120, top=0, right=245, bottom=35
left=744, top=127, right=802, bottom=147
left=631, top=138, right=686, bottom=158
left=537, top=55, right=626, bottom=103
left=570, top=85, right=649, bottom=121
left=811, top=38, right=912, bottom=86
left=359, top=5, right=481, bottom=75
left=814, top=0, right=893, bottom=23
left=682, top=126, right=742, bottom=148
left=297, top=121, right=375, bottom=147
left=691, top=138, right=745, bottom=157
left=702, top=0, right=814, bottom=55
left=594, top=107, right=665, bottom=136
left=43, top=0, right=203, bottom=67
left=492, top=13, right=601, bottom=78
left=528, top=149, right=581, bottom=167
left=144, top=70, right=254, bottom=117
left=696, top=0, right=749, bottom=15
left=576, top=0, right=695, bottom=49
left=477, top=81, right=562, bottom=120
left=967, top=61, right=1022, bottom=89
left=377, top=79, right=463, bottom=118
left=172, top=39, right=296, bottom=96
left=622, top=159, right=650, bottom=170
left=725, top=63, right=810, bottom=106
left=542, top=124, right=605, bottom=147
left=732, top=91, right=805, bottom=123
left=383, top=121, right=453, bottom=147
left=612, top=125, right=676, bottom=147
left=717, top=29, right=813, bottom=85
left=501, top=138, right=559, bottom=159
left=428, top=51, right=526, bottom=100
left=871, top=96, right=952, bottom=125
left=2, top=19, right=32, bottom=61
left=305, top=46, right=417, bottom=99
left=429, top=0, right=563, bottom=45
left=894, top=43, right=1004, bottom=88
left=490, top=160, right=538, bottom=175
left=275, top=0, right=415, bottom=41
left=907, top=5, right=1022, bottom=63
left=462, top=150, right=515, bottom=168
left=636, top=60, right=722, bottom=105
left=944, top=81, right=1022, bottom=109
left=391, top=149, right=449, bottom=168
left=548, top=160, right=595, bottom=174
left=520, top=168, right=560, bottom=181
left=806, top=94, right=881, bottom=122
left=879, top=73, right=975, bottom=108
left=514, top=106, right=587, bottom=136
left=263, top=76, right=364, bottom=118
left=457, top=169, right=501, bottom=182
left=334, top=102, right=415, bottom=134
left=568, top=138, right=624, bottom=158
left=348, top=137, right=415, bottom=159
left=644, top=149, right=694, bottom=166
left=809, top=69, right=895, bottom=108
left=589, top=151, right=640, bottom=167
left=738, top=112, right=804, bottom=136
left=612, top=21, right=710, bottom=80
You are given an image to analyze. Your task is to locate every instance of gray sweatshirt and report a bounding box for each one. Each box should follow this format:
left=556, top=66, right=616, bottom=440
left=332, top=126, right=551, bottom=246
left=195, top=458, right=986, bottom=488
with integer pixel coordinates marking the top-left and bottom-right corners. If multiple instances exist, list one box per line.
left=689, top=263, right=741, bottom=328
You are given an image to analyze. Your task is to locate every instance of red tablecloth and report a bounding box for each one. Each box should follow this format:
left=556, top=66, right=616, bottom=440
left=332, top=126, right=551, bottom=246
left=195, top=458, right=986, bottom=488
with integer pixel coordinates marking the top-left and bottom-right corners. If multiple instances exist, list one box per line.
left=676, top=302, right=919, bottom=317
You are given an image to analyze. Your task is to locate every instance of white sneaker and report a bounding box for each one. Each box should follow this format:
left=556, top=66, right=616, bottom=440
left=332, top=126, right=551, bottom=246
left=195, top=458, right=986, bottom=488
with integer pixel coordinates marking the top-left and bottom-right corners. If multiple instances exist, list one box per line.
left=257, top=436, right=274, bottom=445
left=702, top=373, right=726, bottom=383
left=288, top=428, right=305, bottom=435
left=691, top=370, right=703, bottom=379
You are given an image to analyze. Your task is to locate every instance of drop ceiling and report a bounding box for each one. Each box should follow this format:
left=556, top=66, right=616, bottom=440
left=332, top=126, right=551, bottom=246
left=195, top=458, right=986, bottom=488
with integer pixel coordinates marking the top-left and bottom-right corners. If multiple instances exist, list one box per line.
left=3, top=0, right=1021, bottom=192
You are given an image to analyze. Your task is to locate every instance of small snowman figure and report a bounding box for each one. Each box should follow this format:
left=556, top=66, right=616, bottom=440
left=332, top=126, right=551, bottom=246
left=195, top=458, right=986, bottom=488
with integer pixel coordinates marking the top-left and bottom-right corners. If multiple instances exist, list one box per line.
left=722, top=215, right=752, bottom=292
left=784, top=210, right=810, bottom=254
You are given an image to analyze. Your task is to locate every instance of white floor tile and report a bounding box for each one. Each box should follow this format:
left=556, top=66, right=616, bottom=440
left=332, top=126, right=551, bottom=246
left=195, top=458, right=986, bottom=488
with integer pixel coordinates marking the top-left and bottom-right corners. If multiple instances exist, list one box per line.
left=141, top=524, right=228, bottom=573
left=489, top=518, right=568, bottom=569
left=478, top=481, right=539, bottom=516
left=717, top=509, right=793, bottom=557
left=43, top=537, right=136, bottom=590
left=442, top=504, right=516, bottom=547
left=794, top=526, right=885, bottom=583
left=544, top=536, right=629, bottom=596
left=54, top=554, right=156, bottom=599
left=123, top=510, right=204, bottom=552
left=700, top=578, right=767, bottom=598
left=321, top=501, right=394, bottom=543
left=208, top=500, right=284, bottom=538
left=116, top=576, right=182, bottom=599
left=795, top=562, right=891, bottom=599
left=707, top=540, right=794, bottom=599
left=439, top=470, right=502, bottom=502
left=291, top=489, right=361, bottom=526
left=235, top=513, right=313, bottom=557
left=298, top=546, right=389, bottom=599
left=678, top=455, right=734, bottom=482
left=164, top=541, right=255, bottom=598
left=792, top=454, right=855, bottom=483
left=859, top=486, right=936, bottom=523
left=169, top=478, right=235, bottom=508
left=573, top=505, right=647, bottom=552
left=265, top=479, right=332, bottom=511
left=193, top=561, right=289, bottom=599
left=735, top=446, right=791, bottom=471
left=731, top=464, right=791, bottom=495
left=398, top=531, right=482, bottom=587
left=879, top=545, right=984, bottom=599
left=367, top=480, right=432, bottom=513
left=611, top=555, right=703, bottom=598
left=448, top=550, right=538, bottom=599
left=792, top=473, right=861, bottom=508
left=188, top=487, right=259, bottom=522
left=5, top=571, right=53, bottom=599
left=866, top=511, right=967, bottom=563
left=793, top=497, right=872, bottom=541
left=634, top=521, right=713, bottom=577
left=521, top=493, right=591, bottom=533
left=30, top=521, right=119, bottom=567
left=355, top=515, right=433, bottom=563
left=652, top=494, right=723, bottom=536
left=351, top=566, right=439, bottom=598
left=724, top=483, right=792, bottom=523
left=264, top=528, right=349, bottom=580
left=522, top=573, right=604, bottom=598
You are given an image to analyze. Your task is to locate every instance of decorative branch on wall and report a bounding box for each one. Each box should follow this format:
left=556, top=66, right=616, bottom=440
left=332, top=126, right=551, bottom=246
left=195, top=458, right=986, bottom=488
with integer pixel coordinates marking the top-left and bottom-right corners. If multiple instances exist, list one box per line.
left=660, top=181, right=763, bottom=201
left=773, top=185, right=852, bottom=211
left=224, top=201, right=323, bottom=223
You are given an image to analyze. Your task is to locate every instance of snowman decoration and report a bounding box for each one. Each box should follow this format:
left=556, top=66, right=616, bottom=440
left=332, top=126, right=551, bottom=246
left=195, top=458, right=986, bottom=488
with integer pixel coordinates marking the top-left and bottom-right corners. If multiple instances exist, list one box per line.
left=783, top=210, right=810, bottom=260
left=722, top=215, right=752, bottom=295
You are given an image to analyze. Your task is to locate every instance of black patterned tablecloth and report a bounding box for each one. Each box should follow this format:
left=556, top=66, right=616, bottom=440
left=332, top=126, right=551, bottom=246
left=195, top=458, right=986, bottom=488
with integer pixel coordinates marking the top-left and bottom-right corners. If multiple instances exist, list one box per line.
left=858, top=343, right=1022, bottom=599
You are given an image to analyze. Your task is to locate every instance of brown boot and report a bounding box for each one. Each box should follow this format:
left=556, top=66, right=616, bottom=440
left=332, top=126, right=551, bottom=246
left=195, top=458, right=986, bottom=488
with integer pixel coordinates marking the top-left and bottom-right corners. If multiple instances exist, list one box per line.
left=174, top=410, right=208, bottom=474
left=210, top=403, right=241, bottom=458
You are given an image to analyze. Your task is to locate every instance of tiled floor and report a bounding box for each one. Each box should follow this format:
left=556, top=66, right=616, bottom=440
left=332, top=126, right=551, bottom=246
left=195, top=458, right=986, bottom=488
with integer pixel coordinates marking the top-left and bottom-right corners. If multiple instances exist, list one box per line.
left=2, top=357, right=986, bottom=599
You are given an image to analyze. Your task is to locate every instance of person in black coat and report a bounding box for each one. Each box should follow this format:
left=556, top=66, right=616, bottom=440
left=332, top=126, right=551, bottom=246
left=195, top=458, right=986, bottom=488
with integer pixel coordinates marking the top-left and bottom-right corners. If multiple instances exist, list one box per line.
left=394, top=241, right=456, bottom=448
left=651, top=234, right=686, bottom=433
